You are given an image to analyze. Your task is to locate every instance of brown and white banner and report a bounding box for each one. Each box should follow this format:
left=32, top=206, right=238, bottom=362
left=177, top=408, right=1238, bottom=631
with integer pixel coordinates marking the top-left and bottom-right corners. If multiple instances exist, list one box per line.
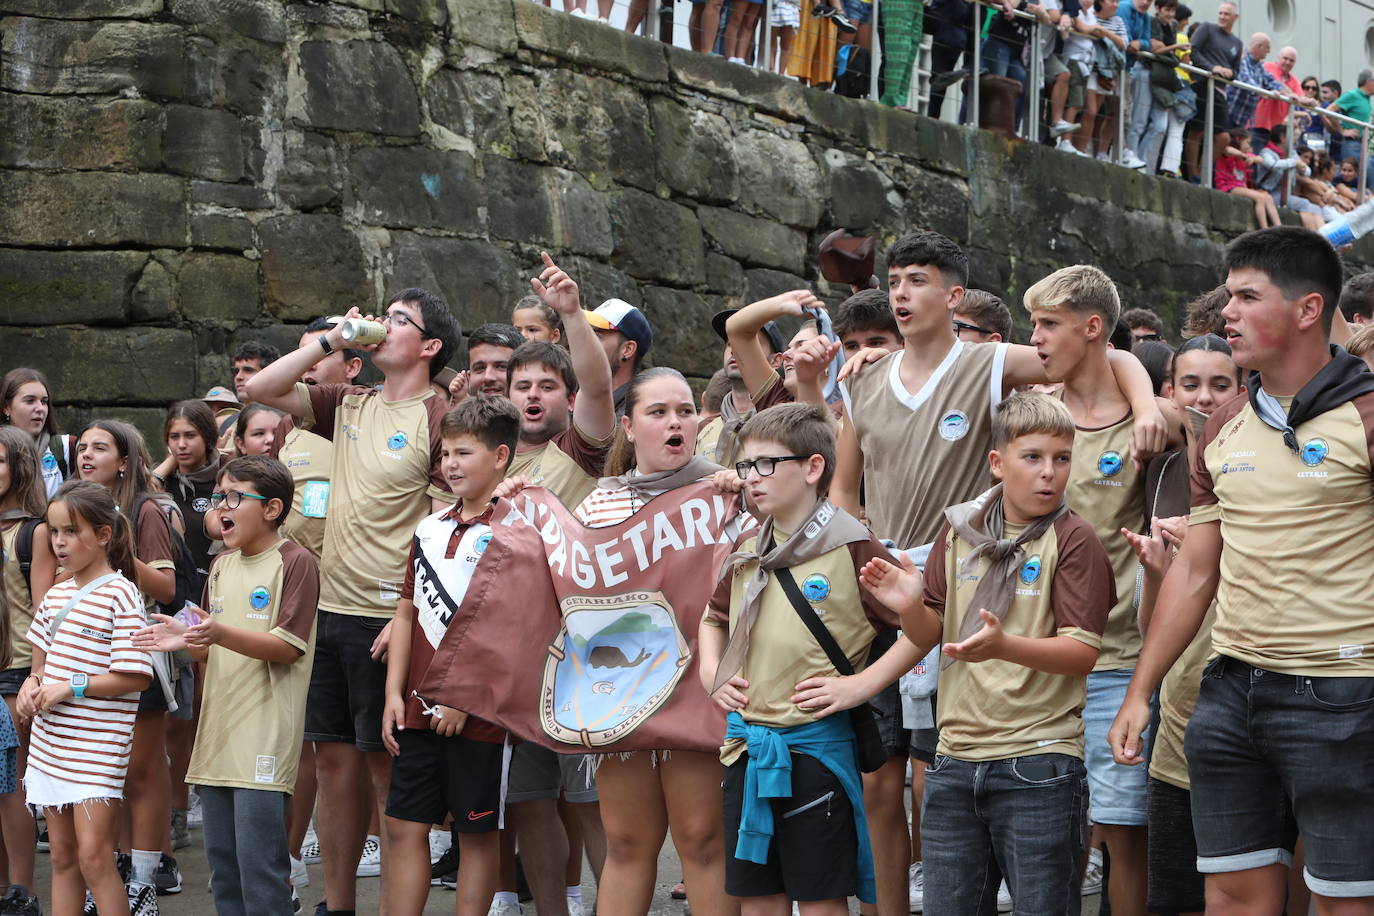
left=418, top=483, right=752, bottom=754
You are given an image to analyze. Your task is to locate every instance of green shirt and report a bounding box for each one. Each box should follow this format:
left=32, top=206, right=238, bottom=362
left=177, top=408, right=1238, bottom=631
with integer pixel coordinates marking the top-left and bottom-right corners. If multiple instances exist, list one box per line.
left=1334, top=88, right=1372, bottom=129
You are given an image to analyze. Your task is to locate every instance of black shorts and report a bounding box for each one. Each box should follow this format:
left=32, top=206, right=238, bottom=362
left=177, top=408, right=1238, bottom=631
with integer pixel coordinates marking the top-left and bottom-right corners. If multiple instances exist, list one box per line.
left=385, top=729, right=508, bottom=833
left=138, top=679, right=169, bottom=712
left=0, top=667, right=31, bottom=698
left=1146, top=776, right=1204, bottom=914
left=869, top=632, right=910, bottom=759
left=723, top=753, right=858, bottom=901
left=303, top=611, right=389, bottom=752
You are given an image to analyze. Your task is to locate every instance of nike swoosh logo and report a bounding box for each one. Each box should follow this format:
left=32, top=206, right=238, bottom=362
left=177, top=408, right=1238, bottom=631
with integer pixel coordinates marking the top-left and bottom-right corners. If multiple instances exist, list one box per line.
left=467, top=810, right=493, bottom=821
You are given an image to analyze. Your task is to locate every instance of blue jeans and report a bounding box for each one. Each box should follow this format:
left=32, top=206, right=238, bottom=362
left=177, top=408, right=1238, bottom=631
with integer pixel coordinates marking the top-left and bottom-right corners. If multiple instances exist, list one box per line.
left=1084, top=668, right=1150, bottom=825
left=1125, top=62, right=1153, bottom=152
left=922, top=753, right=1087, bottom=916
left=1186, top=656, right=1374, bottom=896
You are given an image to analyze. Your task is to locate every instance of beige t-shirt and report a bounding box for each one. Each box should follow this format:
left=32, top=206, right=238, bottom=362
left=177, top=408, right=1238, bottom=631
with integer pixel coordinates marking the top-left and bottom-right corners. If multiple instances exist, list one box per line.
left=703, top=526, right=897, bottom=766
left=1059, top=409, right=1146, bottom=671
left=300, top=382, right=453, bottom=619
left=701, top=374, right=793, bottom=469
left=1192, top=394, right=1374, bottom=675
left=506, top=425, right=611, bottom=509
left=840, top=341, right=1008, bottom=550
left=1149, top=599, right=1216, bottom=790
left=275, top=416, right=333, bottom=562
left=922, top=513, right=1114, bottom=761
left=1, top=521, right=39, bottom=670
left=188, top=540, right=318, bottom=793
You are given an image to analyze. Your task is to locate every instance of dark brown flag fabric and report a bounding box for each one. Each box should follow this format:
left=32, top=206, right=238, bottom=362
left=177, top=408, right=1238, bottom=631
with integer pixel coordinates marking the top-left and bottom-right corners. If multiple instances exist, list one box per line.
left=417, top=483, right=752, bottom=754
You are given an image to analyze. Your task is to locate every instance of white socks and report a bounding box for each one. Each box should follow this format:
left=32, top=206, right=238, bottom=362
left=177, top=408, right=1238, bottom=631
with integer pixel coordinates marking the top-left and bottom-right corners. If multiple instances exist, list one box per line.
left=130, top=849, right=160, bottom=888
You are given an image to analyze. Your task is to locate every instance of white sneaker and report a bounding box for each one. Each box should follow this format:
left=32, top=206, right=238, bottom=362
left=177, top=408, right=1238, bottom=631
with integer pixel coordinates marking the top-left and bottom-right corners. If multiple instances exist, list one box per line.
left=488, top=900, right=525, bottom=916
left=1081, top=846, right=1104, bottom=896
left=355, top=835, right=382, bottom=878
left=1095, top=151, right=1111, bottom=162
left=428, top=828, right=453, bottom=865
left=908, top=861, right=924, bottom=912
left=1056, top=138, right=1079, bottom=154
left=1050, top=119, right=1080, bottom=137
left=728, top=56, right=747, bottom=64
left=1121, top=152, right=1148, bottom=169
left=569, top=6, right=591, bottom=16
left=290, top=855, right=309, bottom=888
left=996, top=879, right=1013, bottom=912
left=568, top=895, right=585, bottom=916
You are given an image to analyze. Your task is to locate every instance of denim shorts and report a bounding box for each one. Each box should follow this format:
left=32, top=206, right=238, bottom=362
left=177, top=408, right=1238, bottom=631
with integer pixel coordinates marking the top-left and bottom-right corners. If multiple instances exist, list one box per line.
left=1083, top=668, right=1150, bottom=825
left=303, top=610, right=390, bottom=753
left=0, top=668, right=31, bottom=698
left=841, top=0, right=872, bottom=23
left=922, top=753, right=1087, bottom=916
left=1186, top=655, right=1374, bottom=896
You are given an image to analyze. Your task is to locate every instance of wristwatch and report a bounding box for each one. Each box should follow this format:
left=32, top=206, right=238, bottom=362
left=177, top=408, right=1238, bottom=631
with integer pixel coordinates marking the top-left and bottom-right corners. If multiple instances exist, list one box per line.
left=70, top=672, right=88, bottom=700
left=318, top=334, right=334, bottom=356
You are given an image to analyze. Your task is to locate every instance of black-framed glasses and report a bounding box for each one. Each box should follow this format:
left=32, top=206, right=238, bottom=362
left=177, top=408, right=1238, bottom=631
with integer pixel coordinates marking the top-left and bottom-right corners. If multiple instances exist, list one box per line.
left=735, top=455, right=810, bottom=479
left=1302, top=83, right=1319, bottom=92
left=383, top=310, right=430, bottom=336
left=209, top=490, right=269, bottom=510
left=953, top=319, right=996, bottom=337
left=1133, top=333, right=1163, bottom=343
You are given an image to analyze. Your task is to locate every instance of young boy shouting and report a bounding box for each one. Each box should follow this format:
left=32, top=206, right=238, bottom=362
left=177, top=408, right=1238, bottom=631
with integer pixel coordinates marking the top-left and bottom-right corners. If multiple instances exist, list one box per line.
left=380, top=396, right=521, bottom=916
left=1024, top=265, right=1183, bottom=916
left=698, top=402, right=905, bottom=914
left=853, top=392, right=1114, bottom=916
left=135, top=455, right=320, bottom=916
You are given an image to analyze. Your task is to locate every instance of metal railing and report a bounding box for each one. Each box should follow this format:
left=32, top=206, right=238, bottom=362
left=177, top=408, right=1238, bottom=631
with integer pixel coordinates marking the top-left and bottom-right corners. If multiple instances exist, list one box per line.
left=560, top=0, right=1374, bottom=204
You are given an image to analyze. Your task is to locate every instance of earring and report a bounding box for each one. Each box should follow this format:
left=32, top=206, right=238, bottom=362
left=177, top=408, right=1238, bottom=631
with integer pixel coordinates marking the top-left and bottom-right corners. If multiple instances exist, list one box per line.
left=118, top=469, right=124, bottom=479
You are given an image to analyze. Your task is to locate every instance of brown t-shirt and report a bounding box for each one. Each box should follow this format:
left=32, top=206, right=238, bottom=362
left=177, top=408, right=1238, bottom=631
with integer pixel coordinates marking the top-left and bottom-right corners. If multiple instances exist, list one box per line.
left=703, top=525, right=897, bottom=765
left=505, top=424, right=611, bottom=509
left=922, top=513, right=1114, bottom=761
left=1192, top=393, right=1374, bottom=675
left=188, top=540, right=318, bottom=792
left=1, top=520, right=40, bottom=669
left=1059, top=409, right=1146, bottom=671
left=300, top=382, right=453, bottom=618
left=134, top=498, right=177, bottom=615
left=274, top=415, right=333, bottom=562
left=841, top=342, right=1008, bottom=550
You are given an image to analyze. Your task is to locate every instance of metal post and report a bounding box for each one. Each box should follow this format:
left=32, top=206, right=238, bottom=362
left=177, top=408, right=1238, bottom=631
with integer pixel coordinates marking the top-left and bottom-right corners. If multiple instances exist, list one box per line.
left=761, top=0, right=771, bottom=70
left=1284, top=106, right=1295, bottom=204
left=1361, top=125, right=1369, bottom=201
left=645, top=0, right=658, bottom=40
left=869, top=0, right=881, bottom=101
left=1203, top=76, right=1215, bottom=189
left=1116, top=62, right=1125, bottom=164
left=970, top=0, right=981, bottom=128
left=1028, top=19, right=1041, bottom=142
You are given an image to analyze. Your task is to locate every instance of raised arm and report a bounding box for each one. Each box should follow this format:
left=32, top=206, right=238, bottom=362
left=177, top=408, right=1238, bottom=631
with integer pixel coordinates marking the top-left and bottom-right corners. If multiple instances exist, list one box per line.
left=244, top=307, right=369, bottom=415
left=724, top=291, right=822, bottom=403
left=533, top=252, right=615, bottom=442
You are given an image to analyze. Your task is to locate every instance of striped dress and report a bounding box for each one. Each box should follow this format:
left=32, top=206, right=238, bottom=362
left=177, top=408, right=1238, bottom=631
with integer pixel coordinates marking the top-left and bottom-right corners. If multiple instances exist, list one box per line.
left=24, top=575, right=152, bottom=807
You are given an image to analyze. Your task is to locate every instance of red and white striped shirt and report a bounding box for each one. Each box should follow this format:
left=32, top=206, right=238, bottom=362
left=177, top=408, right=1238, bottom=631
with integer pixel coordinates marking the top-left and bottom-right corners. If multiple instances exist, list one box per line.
left=25, top=575, right=152, bottom=793
left=574, top=485, right=644, bottom=529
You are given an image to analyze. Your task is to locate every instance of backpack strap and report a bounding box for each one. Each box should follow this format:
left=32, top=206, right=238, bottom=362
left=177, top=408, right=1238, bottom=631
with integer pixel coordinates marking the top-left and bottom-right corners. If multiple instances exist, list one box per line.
left=54, top=435, right=71, bottom=480
left=16, top=517, right=42, bottom=599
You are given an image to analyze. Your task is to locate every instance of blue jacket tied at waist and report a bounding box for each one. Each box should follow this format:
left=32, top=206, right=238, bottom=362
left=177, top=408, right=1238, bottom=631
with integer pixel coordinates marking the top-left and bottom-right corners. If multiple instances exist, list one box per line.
left=724, top=711, right=876, bottom=904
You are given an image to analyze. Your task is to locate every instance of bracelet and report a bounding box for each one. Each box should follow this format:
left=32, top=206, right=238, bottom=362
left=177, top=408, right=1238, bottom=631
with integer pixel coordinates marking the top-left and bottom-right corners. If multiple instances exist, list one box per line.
left=318, top=334, right=334, bottom=356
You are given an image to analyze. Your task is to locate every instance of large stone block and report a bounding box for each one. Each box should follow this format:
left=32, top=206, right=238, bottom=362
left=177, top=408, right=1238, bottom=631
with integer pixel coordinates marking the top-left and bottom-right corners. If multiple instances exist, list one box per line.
left=0, top=328, right=197, bottom=405
left=744, top=268, right=809, bottom=301
left=168, top=0, right=286, bottom=43
left=299, top=40, right=420, bottom=136
left=351, top=146, right=483, bottom=232
left=0, top=172, right=187, bottom=247
left=179, top=254, right=261, bottom=321
left=514, top=1, right=667, bottom=83
left=164, top=104, right=246, bottom=181
left=650, top=98, right=738, bottom=204
left=1, top=17, right=185, bottom=97
left=383, top=233, right=524, bottom=328
left=0, top=95, right=162, bottom=170
left=278, top=130, right=343, bottom=210
left=426, top=69, right=513, bottom=153
left=190, top=180, right=271, bottom=210
left=485, top=157, right=613, bottom=255
left=191, top=214, right=255, bottom=251
left=184, top=36, right=278, bottom=116
left=697, top=207, right=806, bottom=275
left=447, top=0, right=518, bottom=54
left=735, top=131, right=824, bottom=229
left=665, top=45, right=806, bottom=121
left=610, top=189, right=704, bottom=287
left=131, top=258, right=177, bottom=322
left=539, top=70, right=654, bottom=191
left=257, top=215, right=371, bottom=321
left=4, top=0, right=162, bottom=15
left=823, top=148, right=895, bottom=231
left=565, top=257, right=642, bottom=309
left=640, top=286, right=721, bottom=377
left=0, top=250, right=145, bottom=325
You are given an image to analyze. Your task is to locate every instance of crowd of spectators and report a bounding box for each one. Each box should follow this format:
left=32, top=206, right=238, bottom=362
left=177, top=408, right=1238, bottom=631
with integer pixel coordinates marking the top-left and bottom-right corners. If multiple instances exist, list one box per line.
left=541, top=0, right=1374, bottom=229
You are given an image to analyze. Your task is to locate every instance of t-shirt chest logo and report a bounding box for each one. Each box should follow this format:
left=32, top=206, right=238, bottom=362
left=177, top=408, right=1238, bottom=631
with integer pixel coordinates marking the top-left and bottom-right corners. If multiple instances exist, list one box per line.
left=41, top=452, right=57, bottom=472
left=1300, top=438, right=1328, bottom=467
left=473, top=532, right=492, bottom=557
left=1019, top=555, right=1042, bottom=585
left=938, top=410, right=970, bottom=441
left=1097, top=451, right=1123, bottom=478
left=386, top=431, right=408, bottom=451
left=250, top=587, right=271, bottom=610
left=801, top=573, right=831, bottom=602
left=191, top=497, right=211, bottom=513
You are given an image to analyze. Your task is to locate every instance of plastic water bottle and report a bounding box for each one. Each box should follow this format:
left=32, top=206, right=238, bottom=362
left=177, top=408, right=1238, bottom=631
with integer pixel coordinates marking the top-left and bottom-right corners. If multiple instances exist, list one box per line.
left=1320, top=198, right=1374, bottom=247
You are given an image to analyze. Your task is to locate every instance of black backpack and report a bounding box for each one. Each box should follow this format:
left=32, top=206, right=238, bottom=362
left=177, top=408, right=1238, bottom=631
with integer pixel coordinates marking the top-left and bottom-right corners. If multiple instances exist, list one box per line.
left=132, top=494, right=205, bottom=614
left=13, top=517, right=44, bottom=599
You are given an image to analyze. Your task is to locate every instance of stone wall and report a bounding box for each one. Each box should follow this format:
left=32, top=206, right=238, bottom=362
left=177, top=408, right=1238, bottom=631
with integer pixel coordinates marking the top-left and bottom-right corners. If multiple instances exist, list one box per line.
left=2, top=0, right=1368, bottom=441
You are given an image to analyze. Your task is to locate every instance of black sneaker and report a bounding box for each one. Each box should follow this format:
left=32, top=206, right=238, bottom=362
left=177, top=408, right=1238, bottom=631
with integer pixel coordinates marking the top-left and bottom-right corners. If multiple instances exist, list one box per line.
left=831, top=11, right=858, bottom=32
left=82, top=892, right=97, bottom=916
left=931, top=67, right=970, bottom=91
left=430, top=844, right=459, bottom=887
left=127, top=885, right=159, bottom=916
left=0, top=885, right=41, bottom=916
left=811, top=3, right=833, bottom=16
left=439, top=869, right=457, bottom=891
left=154, top=855, right=182, bottom=896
